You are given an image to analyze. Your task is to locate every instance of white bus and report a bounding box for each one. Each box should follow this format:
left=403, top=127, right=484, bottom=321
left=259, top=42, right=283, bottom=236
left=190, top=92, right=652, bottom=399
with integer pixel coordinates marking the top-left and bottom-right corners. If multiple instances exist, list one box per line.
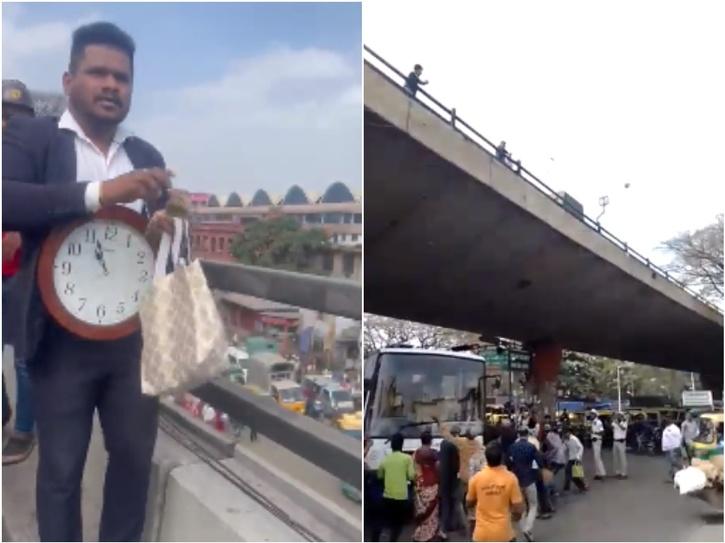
left=364, top=347, right=487, bottom=469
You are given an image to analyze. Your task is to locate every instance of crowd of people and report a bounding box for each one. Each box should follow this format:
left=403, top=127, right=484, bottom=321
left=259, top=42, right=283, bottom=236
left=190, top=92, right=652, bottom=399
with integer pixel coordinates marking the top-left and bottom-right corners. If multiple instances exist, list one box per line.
left=366, top=406, right=648, bottom=542
left=365, top=404, right=717, bottom=542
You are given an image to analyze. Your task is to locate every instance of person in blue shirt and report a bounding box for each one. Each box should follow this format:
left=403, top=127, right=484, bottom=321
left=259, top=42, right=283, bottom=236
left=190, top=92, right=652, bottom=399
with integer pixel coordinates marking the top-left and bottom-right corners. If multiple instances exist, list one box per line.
left=404, top=64, right=428, bottom=97
left=508, top=428, right=545, bottom=542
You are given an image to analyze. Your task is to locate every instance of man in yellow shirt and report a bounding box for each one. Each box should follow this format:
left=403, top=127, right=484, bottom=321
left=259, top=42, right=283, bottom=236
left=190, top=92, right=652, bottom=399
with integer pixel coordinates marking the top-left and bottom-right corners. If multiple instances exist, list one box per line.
left=467, top=441, right=525, bottom=542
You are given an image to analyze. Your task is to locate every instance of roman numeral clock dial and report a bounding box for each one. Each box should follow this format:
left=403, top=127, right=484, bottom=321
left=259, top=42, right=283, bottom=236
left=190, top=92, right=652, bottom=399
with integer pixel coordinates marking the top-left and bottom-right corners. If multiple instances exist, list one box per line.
left=37, top=206, right=156, bottom=341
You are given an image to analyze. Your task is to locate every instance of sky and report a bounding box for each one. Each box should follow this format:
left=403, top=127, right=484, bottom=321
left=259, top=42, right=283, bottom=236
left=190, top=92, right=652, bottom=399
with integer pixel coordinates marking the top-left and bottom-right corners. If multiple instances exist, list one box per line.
left=2, top=1, right=362, bottom=197
left=365, top=0, right=725, bottom=266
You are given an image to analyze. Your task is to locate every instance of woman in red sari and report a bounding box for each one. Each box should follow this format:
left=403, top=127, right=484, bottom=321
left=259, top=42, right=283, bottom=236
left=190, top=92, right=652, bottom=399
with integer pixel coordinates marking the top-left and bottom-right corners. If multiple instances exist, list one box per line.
left=413, top=431, right=440, bottom=541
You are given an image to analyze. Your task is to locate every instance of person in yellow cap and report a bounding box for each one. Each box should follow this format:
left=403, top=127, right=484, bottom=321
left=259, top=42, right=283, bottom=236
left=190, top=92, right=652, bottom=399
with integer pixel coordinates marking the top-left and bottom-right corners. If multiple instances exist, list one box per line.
left=2, top=78, right=37, bottom=467
left=2, top=79, right=35, bottom=129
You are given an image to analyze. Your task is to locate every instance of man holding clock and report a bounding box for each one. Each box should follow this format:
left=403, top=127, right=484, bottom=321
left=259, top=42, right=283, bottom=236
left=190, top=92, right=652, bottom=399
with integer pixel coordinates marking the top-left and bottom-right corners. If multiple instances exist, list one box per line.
left=2, top=22, right=178, bottom=541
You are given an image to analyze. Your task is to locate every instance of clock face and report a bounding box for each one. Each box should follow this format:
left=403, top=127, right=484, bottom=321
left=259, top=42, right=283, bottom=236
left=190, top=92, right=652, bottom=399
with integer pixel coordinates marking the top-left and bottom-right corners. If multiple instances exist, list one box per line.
left=52, top=218, right=155, bottom=326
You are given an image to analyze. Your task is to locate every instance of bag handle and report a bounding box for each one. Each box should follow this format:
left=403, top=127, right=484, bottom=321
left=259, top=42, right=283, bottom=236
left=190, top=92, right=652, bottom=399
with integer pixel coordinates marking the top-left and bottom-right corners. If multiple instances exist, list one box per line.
left=154, top=230, right=173, bottom=279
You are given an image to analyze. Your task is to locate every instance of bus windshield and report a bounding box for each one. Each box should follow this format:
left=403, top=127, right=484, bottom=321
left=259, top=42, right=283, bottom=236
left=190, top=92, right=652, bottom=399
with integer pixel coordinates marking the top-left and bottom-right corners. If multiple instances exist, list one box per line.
left=368, top=352, right=486, bottom=438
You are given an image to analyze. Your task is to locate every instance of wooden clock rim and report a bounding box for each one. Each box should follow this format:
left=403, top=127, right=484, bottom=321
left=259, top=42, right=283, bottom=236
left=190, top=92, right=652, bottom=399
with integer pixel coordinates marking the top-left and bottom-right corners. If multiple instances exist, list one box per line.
left=37, top=206, right=151, bottom=342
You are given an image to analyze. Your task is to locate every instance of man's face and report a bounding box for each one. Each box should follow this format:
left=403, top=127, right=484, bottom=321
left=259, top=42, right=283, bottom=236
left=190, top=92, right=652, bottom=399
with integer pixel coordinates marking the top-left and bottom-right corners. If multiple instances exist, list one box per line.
left=63, top=44, right=133, bottom=126
left=414, top=67, right=422, bottom=76
left=2, top=103, right=33, bottom=130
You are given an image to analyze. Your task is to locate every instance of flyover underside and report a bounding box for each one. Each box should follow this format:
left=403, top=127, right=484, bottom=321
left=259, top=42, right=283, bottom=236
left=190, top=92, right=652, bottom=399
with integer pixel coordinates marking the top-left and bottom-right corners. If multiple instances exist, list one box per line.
left=364, top=108, right=723, bottom=373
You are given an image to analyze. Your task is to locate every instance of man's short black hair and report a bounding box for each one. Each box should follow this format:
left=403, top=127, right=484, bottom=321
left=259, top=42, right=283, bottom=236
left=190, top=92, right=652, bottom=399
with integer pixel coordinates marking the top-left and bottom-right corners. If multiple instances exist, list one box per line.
left=485, top=440, right=504, bottom=467
left=70, top=22, right=135, bottom=73
left=391, top=432, right=404, bottom=452
left=414, top=64, right=422, bottom=71
left=420, top=430, right=432, bottom=446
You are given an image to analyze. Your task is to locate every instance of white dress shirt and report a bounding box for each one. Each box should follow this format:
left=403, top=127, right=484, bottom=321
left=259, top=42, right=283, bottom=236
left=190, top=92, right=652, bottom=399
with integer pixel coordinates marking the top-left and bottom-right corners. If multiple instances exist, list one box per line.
left=565, top=435, right=584, bottom=461
left=612, top=420, right=628, bottom=440
left=662, top=424, right=682, bottom=452
left=58, top=110, right=142, bottom=214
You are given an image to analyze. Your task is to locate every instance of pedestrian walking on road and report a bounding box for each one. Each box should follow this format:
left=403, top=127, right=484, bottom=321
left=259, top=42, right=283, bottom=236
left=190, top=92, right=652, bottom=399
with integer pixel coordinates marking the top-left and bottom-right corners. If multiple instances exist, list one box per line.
left=509, top=427, right=545, bottom=541
left=412, top=431, right=440, bottom=542
left=438, top=420, right=481, bottom=525
left=404, top=64, right=428, bottom=97
left=466, top=441, right=524, bottom=542
left=611, top=412, right=629, bottom=478
left=661, top=418, right=683, bottom=482
left=374, top=433, right=415, bottom=542
left=562, top=428, right=588, bottom=492
left=681, top=411, right=699, bottom=462
left=589, top=409, right=607, bottom=480
left=438, top=425, right=466, bottom=540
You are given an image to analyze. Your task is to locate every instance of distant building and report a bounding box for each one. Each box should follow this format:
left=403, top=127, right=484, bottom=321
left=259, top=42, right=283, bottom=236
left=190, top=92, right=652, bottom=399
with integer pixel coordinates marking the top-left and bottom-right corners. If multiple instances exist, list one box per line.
left=189, top=181, right=361, bottom=280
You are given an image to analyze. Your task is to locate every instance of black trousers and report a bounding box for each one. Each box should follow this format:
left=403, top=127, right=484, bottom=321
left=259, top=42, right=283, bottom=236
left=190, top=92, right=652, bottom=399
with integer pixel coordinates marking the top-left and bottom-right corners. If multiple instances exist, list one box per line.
left=564, top=460, right=587, bottom=491
left=30, top=324, right=159, bottom=542
left=369, top=497, right=409, bottom=542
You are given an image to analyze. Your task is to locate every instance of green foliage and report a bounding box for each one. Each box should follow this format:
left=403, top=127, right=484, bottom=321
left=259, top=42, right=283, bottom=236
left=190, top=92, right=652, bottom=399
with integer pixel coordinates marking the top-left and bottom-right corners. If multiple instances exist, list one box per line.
left=230, top=216, right=328, bottom=273
left=558, top=352, right=695, bottom=401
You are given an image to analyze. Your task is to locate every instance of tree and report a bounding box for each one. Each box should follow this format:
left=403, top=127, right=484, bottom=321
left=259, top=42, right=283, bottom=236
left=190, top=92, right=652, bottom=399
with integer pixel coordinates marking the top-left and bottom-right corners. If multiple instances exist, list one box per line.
left=230, top=216, right=328, bottom=273
left=363, top=314, right=478, bottom=357
left=660, top=214, right=723, bottom=302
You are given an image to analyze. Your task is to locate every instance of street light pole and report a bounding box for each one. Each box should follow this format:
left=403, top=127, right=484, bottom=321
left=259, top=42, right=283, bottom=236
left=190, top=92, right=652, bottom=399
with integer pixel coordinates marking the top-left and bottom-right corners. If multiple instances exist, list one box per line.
left=617, top=365, right=622, bottom=412
left=690, top=372, right=695, bottom=391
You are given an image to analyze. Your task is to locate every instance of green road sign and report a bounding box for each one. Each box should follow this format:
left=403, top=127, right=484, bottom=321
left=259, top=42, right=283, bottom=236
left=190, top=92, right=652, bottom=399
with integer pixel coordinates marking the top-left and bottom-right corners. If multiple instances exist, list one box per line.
left=482, top=349, right=531, bottom=371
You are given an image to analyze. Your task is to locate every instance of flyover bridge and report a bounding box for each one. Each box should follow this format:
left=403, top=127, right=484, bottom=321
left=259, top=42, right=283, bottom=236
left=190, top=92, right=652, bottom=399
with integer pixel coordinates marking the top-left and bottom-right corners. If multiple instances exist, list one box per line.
left=364, top=47, right=722, bottom=377
left=3, top=263, right=362, bottom=542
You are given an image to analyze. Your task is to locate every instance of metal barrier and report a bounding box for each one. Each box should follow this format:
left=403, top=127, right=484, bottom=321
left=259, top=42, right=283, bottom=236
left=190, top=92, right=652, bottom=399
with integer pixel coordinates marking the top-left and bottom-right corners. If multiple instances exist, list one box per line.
left=189, top=260, right=362, bottom=489
left=364, top=45, right=722, bottom=314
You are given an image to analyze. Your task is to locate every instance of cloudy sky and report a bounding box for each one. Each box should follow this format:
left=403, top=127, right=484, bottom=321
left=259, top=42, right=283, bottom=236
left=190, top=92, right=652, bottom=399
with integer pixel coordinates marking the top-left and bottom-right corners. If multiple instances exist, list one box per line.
left=365, top=0, right=724, bottom=265
left=2, top=2, right=362, bottom=197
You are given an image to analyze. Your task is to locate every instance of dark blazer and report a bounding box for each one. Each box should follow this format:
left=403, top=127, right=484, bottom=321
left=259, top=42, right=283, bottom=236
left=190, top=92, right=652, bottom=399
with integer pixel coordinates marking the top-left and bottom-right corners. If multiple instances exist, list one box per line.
left=2, top=115, right=166, bottom=361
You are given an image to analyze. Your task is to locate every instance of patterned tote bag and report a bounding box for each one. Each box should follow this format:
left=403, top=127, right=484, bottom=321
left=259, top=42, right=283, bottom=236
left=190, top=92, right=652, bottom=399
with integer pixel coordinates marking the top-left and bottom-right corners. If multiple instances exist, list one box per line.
left=139, top=218, right=228, bottom=396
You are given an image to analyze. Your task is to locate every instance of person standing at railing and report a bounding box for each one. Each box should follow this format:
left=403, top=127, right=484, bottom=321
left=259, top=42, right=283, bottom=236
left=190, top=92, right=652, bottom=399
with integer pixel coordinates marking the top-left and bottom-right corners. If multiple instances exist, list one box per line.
left=404, top=64, right=428, bottom=97
left=2, top=22, right=176, bottom=542
left=495, top=140, right=522, bottom=174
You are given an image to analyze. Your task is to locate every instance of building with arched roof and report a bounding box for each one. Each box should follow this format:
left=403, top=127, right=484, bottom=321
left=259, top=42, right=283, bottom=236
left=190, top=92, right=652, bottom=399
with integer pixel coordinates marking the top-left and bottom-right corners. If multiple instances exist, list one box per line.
left=282, top=185, right=310, bottom=205
left=189, top=182, right=361, bottom=280
left=249, top=189, right=273, bottom=207
left=320, top=181, right=355, bottom=203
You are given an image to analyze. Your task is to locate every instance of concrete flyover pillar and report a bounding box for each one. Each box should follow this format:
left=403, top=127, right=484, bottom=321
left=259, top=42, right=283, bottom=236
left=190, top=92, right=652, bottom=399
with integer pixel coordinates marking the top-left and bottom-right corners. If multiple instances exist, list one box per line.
left=528, top=341, right=563, bottom=420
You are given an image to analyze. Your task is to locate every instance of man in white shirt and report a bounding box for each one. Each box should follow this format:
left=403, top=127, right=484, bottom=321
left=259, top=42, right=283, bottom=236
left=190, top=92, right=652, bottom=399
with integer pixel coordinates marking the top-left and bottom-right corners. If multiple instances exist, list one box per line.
left=562, top=428, right=588, bottom=492
left=589, top=409, right=606, bottom=480
left=611, top=412, right=629, bottom=478
left=662, top=418, right=683, bottom=482
left=3, top=22, right=173, bottom=542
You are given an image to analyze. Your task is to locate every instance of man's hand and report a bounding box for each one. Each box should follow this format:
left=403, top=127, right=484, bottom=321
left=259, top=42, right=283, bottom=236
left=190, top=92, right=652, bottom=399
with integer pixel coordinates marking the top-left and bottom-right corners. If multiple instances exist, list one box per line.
left=165, top=189, right=191, bottom=218
left=2, top=232, right=22, bottom=263
left=145, top=210, right=176, bottom=254
left=100, top=168, right=173, bottom=207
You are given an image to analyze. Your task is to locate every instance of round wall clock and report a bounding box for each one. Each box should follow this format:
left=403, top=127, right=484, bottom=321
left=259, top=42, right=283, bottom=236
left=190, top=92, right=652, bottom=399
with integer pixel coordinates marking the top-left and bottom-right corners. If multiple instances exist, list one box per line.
left=37, top=206, right=155, bottom=341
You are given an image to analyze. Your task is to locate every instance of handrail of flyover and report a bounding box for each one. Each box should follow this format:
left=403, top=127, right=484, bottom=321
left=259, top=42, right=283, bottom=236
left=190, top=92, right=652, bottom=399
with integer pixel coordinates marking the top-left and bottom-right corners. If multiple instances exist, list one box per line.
left=364, top=45, right=722, bottom=314
left=188, top=260, right=361, bottom=489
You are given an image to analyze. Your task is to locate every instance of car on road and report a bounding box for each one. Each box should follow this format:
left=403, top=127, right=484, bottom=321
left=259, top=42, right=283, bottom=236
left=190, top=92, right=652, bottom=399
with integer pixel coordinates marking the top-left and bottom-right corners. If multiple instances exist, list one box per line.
left=270, top=380, right=305, bottom=415
left=316, top=384, right=356, bottom=420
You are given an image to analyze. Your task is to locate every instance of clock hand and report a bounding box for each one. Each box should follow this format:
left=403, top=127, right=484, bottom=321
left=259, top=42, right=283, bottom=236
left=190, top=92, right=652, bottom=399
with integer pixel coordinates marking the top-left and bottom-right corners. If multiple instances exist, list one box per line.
left=95, top=240, right=109, bottom=276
